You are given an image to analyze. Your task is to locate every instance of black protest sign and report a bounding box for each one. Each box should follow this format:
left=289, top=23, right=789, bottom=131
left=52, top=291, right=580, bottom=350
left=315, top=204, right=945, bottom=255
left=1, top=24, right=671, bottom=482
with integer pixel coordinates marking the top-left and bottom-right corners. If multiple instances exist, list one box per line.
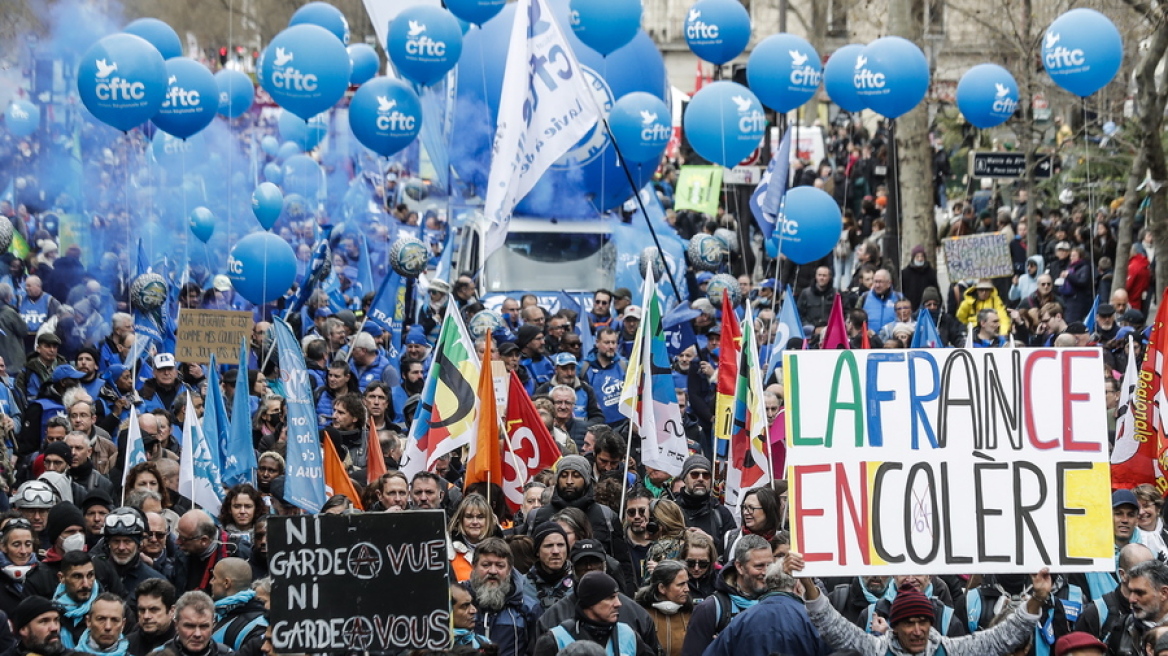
left=269, top=511, right=450, bottom=653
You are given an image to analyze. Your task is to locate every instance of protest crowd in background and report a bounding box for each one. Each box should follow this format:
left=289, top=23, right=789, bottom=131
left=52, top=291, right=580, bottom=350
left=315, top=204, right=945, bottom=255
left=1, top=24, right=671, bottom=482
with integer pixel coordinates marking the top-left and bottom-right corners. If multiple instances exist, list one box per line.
left=2, top=17, right=1168, bottom=656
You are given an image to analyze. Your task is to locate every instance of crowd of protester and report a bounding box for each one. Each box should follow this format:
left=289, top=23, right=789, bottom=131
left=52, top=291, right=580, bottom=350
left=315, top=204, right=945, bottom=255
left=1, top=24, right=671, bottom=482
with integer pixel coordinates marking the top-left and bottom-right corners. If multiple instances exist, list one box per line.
left=0, top=101, right=1161, bottom=656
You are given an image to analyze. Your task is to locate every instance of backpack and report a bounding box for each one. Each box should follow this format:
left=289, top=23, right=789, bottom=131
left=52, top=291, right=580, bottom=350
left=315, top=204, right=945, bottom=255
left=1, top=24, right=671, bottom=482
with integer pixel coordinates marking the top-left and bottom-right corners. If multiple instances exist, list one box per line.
left=710, top=592, right=736, bottom=637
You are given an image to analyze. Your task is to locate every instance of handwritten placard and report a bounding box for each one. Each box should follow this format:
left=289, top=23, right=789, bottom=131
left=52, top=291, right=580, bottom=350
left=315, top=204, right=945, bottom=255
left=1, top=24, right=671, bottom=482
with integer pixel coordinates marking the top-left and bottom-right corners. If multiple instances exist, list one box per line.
left=943, top=233, right=1013, bottom=281
left=783, top=348, right=1112, bottom=575
left=175, top=310, right=252, bottom=365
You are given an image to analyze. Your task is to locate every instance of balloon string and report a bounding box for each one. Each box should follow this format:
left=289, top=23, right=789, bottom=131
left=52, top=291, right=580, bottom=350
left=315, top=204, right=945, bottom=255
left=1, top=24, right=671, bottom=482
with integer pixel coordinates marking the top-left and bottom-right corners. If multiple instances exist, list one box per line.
left=889, top=118, right=905, bottom=294
left=1081, top=97, right=1097, bottom=301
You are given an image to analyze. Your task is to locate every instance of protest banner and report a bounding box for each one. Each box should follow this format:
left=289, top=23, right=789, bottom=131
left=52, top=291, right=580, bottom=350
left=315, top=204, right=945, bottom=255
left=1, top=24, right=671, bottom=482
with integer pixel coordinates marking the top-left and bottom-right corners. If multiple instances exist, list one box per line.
left=268, top=512, right=450, bottom=652
left=175, top=310, right=252, bottom=364
left=783, top=348, right=1113, bottom=576
left=674, top=166, right=723, bottom=215
left=942, top=233, right=1013, bottom=281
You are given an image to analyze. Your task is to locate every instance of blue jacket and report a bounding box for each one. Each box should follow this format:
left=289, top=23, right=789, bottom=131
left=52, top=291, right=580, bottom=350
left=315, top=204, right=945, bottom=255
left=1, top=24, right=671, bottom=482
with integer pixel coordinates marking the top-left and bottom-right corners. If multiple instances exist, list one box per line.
left=351, top=352, right=398, bottom=392
left=468, top=570, right=542, bottom=656
left=859, top=288, right=903, bottom=333
left=704, top=592, right=829, bottom=656
left=581, top=354, right=627, bottom=424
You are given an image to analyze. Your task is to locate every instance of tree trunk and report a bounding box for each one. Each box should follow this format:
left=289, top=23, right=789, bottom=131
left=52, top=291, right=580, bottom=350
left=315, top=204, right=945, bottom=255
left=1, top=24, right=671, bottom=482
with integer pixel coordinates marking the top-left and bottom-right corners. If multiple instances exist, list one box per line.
left=888, top=0, right=933, bottom=276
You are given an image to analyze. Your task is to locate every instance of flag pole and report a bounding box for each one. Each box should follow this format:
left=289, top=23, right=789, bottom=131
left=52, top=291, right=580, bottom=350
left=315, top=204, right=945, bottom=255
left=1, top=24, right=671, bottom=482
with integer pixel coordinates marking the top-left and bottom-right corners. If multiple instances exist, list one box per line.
left=619, top=418, right=635, bottom=514
left=596, top=118, right=682, bottom=301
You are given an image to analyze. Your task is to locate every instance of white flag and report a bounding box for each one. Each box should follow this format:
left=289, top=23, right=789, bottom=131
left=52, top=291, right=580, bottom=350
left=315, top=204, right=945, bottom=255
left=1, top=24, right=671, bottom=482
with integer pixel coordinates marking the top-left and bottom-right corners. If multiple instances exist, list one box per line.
left=179, top=392, right=224, bottom=515
left=119, top=405, right=146, bottom=500
left=481, top=0, right=601, bottom=258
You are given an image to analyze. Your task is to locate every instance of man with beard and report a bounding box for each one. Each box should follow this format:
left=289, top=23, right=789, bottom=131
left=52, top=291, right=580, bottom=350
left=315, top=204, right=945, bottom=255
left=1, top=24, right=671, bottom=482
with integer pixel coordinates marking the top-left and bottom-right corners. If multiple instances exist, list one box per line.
left=4, top=596, right=66, bottom=656
left=532, top=571, right=655, bottom=656
left=209, top=557, right=267, bottom=652
left=93, top=508, right=161, bottom=602
left=153, top=592, right=232, bottom=656
left=673, top=456, right=734, bottom=546
left=64, top=433, right=113, bottom=497
left=523, top=523, right=574, bottom=610
left=53, top=551, right=99, bottom=647
left=1113, top=561, right=1168, bottom=656
left=1073, top=544, right=1153, bottom=648
left=75, top=592, right=128, bottom=656
left=681, top=535, right=774, bottom=656
left=126, top=579, right=176, bottom=656
left=525, top=456, right=633, bottom=591
left=463, top=538, right=542, bottom=656
left=623, top=489, right=654, bottom=583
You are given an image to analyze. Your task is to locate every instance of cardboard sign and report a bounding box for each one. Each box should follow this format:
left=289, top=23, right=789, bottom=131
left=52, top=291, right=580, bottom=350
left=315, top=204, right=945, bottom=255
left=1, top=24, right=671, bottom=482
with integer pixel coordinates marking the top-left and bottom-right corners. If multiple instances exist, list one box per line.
left=783, top=348, right=1113, bottom=576
left=674, top=166, right=723, bottom=215
left=943, top=233, right=1013, bottom=281
left=175, top=310, right=253, bottom=364
left=269, top=512, right=450, bottom=652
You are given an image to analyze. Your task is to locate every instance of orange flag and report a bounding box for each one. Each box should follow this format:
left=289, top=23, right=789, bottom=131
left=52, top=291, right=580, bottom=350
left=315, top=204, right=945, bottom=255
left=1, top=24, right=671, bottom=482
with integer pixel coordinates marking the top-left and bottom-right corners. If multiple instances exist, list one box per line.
left=366, top=415, right=387, bottom=485
left=714, top=293, right=742, bottom=443
left=464, top=338, right=501, bottom=489
left=322, top=436, right=364, bottom=511
left=860, top=321, right=871, bottom=349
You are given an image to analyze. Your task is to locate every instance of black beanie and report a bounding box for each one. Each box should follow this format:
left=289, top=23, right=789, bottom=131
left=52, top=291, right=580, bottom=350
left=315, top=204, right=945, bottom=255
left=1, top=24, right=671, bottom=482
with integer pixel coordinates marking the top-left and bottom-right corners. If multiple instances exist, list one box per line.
left=11, top=596, right=59, bottom=632
left=45, top=502, right=84, bottom=546
left=516, top=325, right=542, bottom=350
left=532, top=521, right=568, bottom=552
left=43, top=441, right=72, bottom=466
left=576, top=571, right=619, bottom=609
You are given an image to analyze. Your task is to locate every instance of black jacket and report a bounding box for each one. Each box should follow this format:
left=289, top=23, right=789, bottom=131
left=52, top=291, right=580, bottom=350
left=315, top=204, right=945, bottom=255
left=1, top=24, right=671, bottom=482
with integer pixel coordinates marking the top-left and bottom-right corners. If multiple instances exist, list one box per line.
left=526, top=487, right=634, bottom=592
left=533, top=617, right=655, bottom=656
left=797, top=284, right=837, bottom=327
left=673, top=490, right=734, bottom=546
left=127, top=624, right=176, bottom=656
left=537, top=591, right=660, bottom=653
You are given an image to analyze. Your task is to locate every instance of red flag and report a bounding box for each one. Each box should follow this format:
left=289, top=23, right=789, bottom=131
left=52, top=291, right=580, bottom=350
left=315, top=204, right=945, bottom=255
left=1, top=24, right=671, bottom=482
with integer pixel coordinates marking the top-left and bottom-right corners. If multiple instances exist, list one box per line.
left=1112, top=337, right=1153, bottom=489
left=821, top=294, right=850, bottom=350
left=714, top=294, right=742, bottom=442
left=323, top=436, right=364, bottom=511
left=1131, top=289, right=1168, bottom=490
left=501, top=372, right=562, bottom=511
left=465, top=338, right=502, bottom=490
left=366, top=415, right=387, bottom=485
left=860, top=321, right=871, bottom=349
left=695, top=61, right=705, bottom=92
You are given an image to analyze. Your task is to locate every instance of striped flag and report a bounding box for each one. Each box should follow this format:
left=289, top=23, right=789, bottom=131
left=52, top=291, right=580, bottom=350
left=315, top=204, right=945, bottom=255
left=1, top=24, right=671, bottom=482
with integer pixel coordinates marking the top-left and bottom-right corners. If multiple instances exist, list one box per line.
left=179, top=392, right=224, bottom=515
left=399, top=303, right=481, bottom=479
left=714, top=294, right=741, bottom=444
left=727, top=304, right=771, bottom=509
left=618, top=269, right=688, bottom=476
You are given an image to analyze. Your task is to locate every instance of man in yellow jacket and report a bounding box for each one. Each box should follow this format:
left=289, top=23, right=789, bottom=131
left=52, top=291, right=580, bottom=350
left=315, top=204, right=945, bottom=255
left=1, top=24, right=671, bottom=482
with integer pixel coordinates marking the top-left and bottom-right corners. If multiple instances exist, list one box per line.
left=956, top=279, right=1010, bottom=335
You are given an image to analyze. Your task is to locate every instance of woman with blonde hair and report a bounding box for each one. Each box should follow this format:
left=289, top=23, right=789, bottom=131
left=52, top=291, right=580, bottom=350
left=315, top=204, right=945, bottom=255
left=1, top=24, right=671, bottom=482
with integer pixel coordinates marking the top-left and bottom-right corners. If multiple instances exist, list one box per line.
left=448, top=494, right=500, bottom=581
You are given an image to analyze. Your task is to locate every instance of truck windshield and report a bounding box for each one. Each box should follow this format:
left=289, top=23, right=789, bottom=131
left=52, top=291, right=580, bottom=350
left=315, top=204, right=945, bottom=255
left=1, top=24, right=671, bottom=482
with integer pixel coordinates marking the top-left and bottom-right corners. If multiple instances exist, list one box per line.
left=484, top=232, right=616, bottom=292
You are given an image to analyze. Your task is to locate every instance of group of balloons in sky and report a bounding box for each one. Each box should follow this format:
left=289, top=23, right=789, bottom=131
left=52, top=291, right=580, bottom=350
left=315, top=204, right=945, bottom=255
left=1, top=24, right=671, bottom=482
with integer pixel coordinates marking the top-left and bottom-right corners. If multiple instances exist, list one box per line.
left=60, top=0, right=1127, bottom=301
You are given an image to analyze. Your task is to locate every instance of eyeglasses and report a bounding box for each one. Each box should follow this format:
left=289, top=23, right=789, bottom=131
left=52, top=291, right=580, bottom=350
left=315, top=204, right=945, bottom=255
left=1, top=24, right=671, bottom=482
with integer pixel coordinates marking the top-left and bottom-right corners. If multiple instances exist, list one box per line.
left=105, top=512, right=144, bottom=531
left=625, top=507, right=648, bottom=516
left=686, top=559, right=711, bottom=568
left=145, top=531, right=169, bottom=541
left=742, top=504, right=762, bottom=514
left=175, top=532, right=206, bottom=544
left=687, top=471, right=711, bottom=480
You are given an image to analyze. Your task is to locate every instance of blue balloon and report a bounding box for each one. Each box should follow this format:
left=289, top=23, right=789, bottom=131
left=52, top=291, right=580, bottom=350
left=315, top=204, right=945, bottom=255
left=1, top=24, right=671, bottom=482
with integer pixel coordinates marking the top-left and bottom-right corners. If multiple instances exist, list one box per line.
left=259, top=24, right=350, bottom=120
left=281, top=193, right=312, bottom=222
left=349, top=77, right=423, bottom=157
left=683, top=81, right=766, bottom=168
left=276, top=141, right=301, bottom=161
left=123, top=18, right=183, bottom=59
left=261, top=135, right=280, bottom=156
left=748, top=34, right=821, bottom=113
left=684, top=0, right=751, bottom=66
left=1042, top=9, right=1122, bottom=97
left=570, top=0, right=641, bottom=56
left=282, top=154, right=324, bottom=198
left=278, top=109, right=328, bottom=151
left=289, top=2, right=351, bottom=45
left=252, top=182, right=284, bottom=230
left=387, top=6, right=463, bottom=86
left=214, top=69, right=254, bottom=118
left=263, top=162, right=283, bottom=184
left=189, top=206, right=215, bottom=243
left=823, top=44, right=866, bottom=113
left=446, top=0, right=506, bottom=25
left=348, top=44, right=380, bottom=85
left=151, top=58, right=218, bottom=139
left=774, top=186, right=842, bottom=265
left=151, top=130, right=208, bottom=170
left=5, top=100, right=40, bottom=138
left=855, top=37, right=929, bottom=119
left=609, top=92, right=671, bottom=164
left=956, top=64, right=1018, bottom=129
left=77, top=33, right=168, bottom=132
left=453, top=1, right=667, bottom=215
left=227, top=232, right=297, bottom=305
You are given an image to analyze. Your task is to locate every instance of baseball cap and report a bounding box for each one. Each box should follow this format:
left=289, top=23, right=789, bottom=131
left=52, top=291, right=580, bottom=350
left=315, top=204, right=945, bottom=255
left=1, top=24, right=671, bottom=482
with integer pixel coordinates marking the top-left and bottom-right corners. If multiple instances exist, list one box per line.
left=153, top=353, right=176, bottom=369
left=51, top=364, right=85, bottom=383
left=1113, top=489, right=1139, bottom=509
left=695, top=272, right=713, bottom=284
left=1056, top=241, right=1072, bottom=250
left=552, top=353, right=578, bottom=367
left=624, top=306, right=643, bottom=320
left=570, top=539, right=607, bottom=565
left=315, top=307, right=334, bottom=319
left=212, top=275, right=232, bottom=292
left=758, top=279, right=776, bottom=290
left=498, top=341, right=520, bottom=356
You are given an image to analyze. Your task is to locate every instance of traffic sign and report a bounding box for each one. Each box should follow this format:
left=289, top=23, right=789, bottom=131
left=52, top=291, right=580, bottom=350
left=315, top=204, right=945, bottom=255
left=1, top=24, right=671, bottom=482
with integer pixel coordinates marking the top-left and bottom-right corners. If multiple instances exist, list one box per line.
left=969, top=151, right=1052, bottom=179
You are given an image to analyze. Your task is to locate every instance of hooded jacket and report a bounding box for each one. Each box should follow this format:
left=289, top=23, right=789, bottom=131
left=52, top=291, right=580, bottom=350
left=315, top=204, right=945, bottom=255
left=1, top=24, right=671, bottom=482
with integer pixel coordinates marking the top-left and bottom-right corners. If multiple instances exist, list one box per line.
left=527, top=483, right=634, bottom=591
left=956, top=286, right=1010, bottom=334
left=1009, top=255, right=1044, bottom=304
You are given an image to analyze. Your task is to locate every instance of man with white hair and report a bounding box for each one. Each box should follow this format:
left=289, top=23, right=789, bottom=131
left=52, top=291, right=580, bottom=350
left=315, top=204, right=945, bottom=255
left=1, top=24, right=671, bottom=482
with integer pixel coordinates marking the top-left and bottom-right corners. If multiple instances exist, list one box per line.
left=349, top=332, right=398, bottom=392
left=704, top=559, right=827, bottom=656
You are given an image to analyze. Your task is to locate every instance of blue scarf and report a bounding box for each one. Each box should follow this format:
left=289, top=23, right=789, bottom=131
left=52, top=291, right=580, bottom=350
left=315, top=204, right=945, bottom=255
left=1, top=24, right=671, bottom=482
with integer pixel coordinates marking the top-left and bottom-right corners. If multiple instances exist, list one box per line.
left=856, top=577, right=897, bottom=605
left=454, top=629, right=488, bottom=647
left=214, top=590, right=256, bottom=622
left=55, top=580, right=101, bottom=648
left=72, top=630, right=129, bottom=656
left=728, top=593, right=759, bottom=613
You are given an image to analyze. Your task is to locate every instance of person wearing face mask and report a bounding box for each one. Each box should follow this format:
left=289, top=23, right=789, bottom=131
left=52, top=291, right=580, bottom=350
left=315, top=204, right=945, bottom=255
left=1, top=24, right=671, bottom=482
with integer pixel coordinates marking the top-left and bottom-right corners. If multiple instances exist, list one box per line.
left=22, top=504, right=125, bottom=602
left=636, top=561, right=693, bottom=656
left=900, top=246, right=939, bottom=312
left=0, top=519, right=38, bottom=616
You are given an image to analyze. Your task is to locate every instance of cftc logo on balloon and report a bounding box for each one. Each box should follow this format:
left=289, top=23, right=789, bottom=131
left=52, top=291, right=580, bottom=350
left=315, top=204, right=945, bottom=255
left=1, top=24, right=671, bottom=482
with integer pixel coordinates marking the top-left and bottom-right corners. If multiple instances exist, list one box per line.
left=93, top=59, right=146, bottom=103
left=686, top=8, right=719, bottom=40
left=789, top=49, right=821, bottom=88
left=162, top=77, right=202, bottom=112
left=852, top=55, right=886, bottom=91
left=269, top=47, right=318, bottom=92
left=375, top=96, right=416, bottom=133
left=733, top=94, right=766, bottom=135
left=992, top=83, right=1017, bottom=114
left=1042, top=31, right=1085, bottom=70
left=404, top=20, right=447, bottom=58
left=640, top=111, right=671, bottom=143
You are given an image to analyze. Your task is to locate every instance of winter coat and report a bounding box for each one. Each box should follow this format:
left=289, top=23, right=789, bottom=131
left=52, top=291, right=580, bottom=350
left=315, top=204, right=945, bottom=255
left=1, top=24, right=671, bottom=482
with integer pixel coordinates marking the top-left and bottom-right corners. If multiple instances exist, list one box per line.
left=645, top=606, right=691, bottom=656
left=673, top=490, right=735, bottom=547
left=797, top=284, right=837, bottom=327
left=466, top=569, right=543, bottom=656
left=1059, top=258, right=1093, bottom=323
left=538, top=591, right=660, bottom=653
left=1009, top=256, right=1045, bottom=305
left=955, top=286, right=1010, bottom=335
left=705, top=592, right=828, bottom=656
left=900, top=263, right=940, bottom=311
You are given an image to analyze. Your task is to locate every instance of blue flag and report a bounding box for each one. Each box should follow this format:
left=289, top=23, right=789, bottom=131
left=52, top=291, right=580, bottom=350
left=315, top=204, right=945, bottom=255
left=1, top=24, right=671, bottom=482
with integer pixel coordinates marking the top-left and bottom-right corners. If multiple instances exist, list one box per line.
left=201, top=353, right=229, bottom=485
left=366, top=270, right=405, bottom=370
left=661, top=303, right=700, bottom=358
left=560, top=292, right=596, bottom=358
left=750, top=129, right=792, bottom=240
left=135, top=239, right=150, bottom=277
left=356, top=234, right=375, bottom=298
left=764, top=286, right=805, bottom=383
left=912, top=308, right=944, bottom=349
left=272, top=318, right=326, bottom=512
left=228, top=336, right=257, bottom=486
left=284, top=239, right=332, bottom=319
left=1084, top=296, right=1100, bottom=333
